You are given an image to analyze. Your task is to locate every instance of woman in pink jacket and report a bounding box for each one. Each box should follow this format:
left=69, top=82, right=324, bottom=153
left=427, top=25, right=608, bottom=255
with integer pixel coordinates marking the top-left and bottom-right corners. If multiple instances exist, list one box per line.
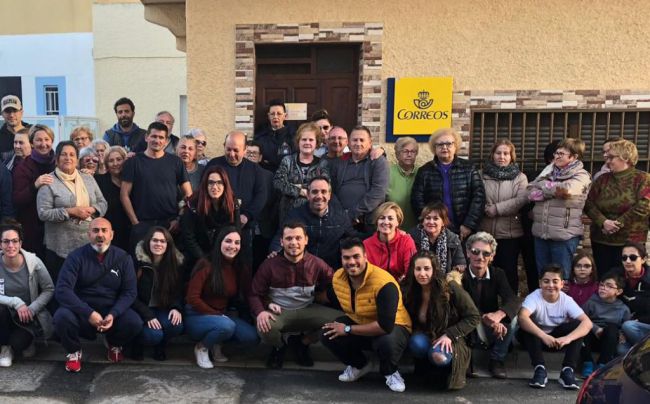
left=363, top=202, right=417, bottom=282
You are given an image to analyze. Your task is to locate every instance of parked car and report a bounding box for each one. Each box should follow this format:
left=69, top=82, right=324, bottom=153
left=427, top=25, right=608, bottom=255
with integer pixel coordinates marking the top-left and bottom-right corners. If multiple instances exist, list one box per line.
left=577, top=333, right=650, bottom=403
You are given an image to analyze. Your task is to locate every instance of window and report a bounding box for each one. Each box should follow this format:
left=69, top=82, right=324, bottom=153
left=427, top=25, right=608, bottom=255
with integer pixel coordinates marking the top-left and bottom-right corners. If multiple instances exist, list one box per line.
left=44, top=85, right=59, bottom=115
left=470, top=110, right=650, bottom=174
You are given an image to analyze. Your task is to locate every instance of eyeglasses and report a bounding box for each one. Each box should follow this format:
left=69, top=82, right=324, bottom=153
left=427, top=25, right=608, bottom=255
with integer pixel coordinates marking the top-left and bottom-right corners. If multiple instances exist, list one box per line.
left=400, top=149, right=417, bottom=155
left=605, top=154, right=619, bottom=161
left=599, top=282, right=620, bottom=290
left=84, top=158, right=99, bottom=164
left=207, top=180, right=224, bottom=187
left=622, top=254, right=640, bottom=262
left=554, top=151, right=570, bottom=158
left=151, top=238, right=167, bottom=244
left=196, top=141, right=207, bottom=147
left=435, top=141, right=454, bottom=149
left=1, top=238, right=20, bottom=245
left=575, top=263, right=592, bottom=269
left=268, top=112, right=285, bottom=117
left=319, top=125, right=331, bottom=131
left=469, top=248, right=492, bottom=258
left=246, top=151, right=260, bottom=157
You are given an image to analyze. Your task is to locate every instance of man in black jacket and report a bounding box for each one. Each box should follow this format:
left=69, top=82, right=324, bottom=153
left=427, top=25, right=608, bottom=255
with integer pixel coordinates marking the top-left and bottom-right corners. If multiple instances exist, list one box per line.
left=253, top=99, right=295, bottom=172
left=461, top=232, right=520, bottom=379
left=103, top=97, right=147, bottom=153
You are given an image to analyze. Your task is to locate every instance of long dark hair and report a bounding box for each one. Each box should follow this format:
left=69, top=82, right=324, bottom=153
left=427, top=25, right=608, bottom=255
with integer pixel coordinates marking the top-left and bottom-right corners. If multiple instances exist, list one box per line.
left=141, top=226, right=180, bottom=308
left=192, top=166, right=236, bottom=222
left=402, top=251, right=451, bottom=338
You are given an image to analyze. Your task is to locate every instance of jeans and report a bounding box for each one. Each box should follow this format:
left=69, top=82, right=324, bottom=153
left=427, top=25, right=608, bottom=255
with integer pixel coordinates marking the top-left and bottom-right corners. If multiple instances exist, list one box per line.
left=409, top=332, right=452, bottom=366
left=619, top=320, right=650, bottom=354
left=184, top=307, right=259, bottom=350
left=138, top=308, right=184, bottom=347
left=534, top=236, right=581, bottom=280
left=476, top=319, right=517, bottom=362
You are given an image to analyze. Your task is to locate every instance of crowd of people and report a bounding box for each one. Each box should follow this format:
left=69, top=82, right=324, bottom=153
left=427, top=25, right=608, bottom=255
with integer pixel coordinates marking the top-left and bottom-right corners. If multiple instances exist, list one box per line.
left=1, top=93, right=650, bottom=394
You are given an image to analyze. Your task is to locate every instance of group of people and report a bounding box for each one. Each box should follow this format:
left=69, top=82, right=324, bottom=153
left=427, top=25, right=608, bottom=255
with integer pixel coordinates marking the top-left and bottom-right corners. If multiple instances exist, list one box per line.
left=0, top=94, right=649, bottom=394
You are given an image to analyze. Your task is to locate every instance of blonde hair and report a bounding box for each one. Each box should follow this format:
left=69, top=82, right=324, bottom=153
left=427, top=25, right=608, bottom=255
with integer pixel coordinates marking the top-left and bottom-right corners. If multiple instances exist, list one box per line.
left=294, top=122, right=322, bottom=148
left=28, top=124, right=55, bottom=142
left=428, top=128, right=461, bottom=154
left=70, top=126, right=94, bottom=142
left=373, top=201, right=404, bottom=226
left=490, top=139, right=517, bottom=163
left=557, top=138, right=586, bottom=160
left=608, top=139, right=639, bottom=166
left=104, top=145, right=127, bottom=167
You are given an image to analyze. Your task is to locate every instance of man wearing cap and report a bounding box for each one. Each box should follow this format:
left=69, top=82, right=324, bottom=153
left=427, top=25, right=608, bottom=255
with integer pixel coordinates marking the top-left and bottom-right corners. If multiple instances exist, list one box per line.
left=1, top=95, right=31, bottom=164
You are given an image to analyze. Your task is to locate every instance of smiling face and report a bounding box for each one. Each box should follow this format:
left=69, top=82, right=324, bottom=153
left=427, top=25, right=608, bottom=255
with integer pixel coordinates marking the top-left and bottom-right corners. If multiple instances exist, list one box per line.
left=492, top=144, right=512, bottom=167
left=57, top=145, right=78, bottom=174
left=572, top=256, right=594, bottom=283
left=280, top=227, right=308, bottom=262
left=539, top=271, right=564, bottom=302
left=341, top=246, right=367, bottom=278
left=149, top=231, right=168, bottom=257
left=0, top=229, right=22, bottom=259
left=315, top=118, right=331, bottom=139
left=622, top=246, right=644, bottom=277
left=107, top=151, right=125, bottom=177
left=298, top=130, right=317, bottom=156
left=328, top=128, right=348, bottom=157
left=206, top=172, right=224, bottom=200
left=307, top=179, right=330, bottom=215
left=421, top=210, right=444, bottom=239
left=376, top=208, right=400, bottom=240
left=2, top=107, right=23, bottom=128
left=32, top=130, right=53, bottom=156
left=224, top=133, right=246, bottom=166
left=413, top=257, right=434, bottom=286
left=13, top=133, right=31, bottom=157
left=220, top=231, right=241, bottom=261
left=349, top=129, right=371, bottom=160
left=468, top=240, right=494, bottom=274
left=80, top=153, right=98, bottom=172
left=553, top=147, right=577, bottom=169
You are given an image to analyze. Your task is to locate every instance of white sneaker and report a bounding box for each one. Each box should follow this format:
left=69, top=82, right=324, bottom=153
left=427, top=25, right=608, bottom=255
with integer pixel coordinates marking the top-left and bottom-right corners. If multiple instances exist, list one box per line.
left=0, top=345, right=13, bottom=367
left=385, top=370, right=406, bottom=392
left=211, top=344, right=228, bottom=363
left=338, top=362, right=372, bottom=382
left=22, top=343, right=36, bottom=358
left=194, top=344, right=214, bottom=369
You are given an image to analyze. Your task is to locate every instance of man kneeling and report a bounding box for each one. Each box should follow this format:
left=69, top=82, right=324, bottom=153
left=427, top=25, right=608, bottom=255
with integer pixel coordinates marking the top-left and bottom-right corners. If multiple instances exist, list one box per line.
left=321, top=238, right=412, bottom=393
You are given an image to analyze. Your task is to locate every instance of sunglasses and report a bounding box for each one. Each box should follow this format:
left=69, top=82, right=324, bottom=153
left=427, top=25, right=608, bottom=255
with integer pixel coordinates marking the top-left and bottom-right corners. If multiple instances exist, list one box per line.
left=319, top=125, right=331, bottom=131
left=196, top=141, right=207, bottom=146
left=207, top=180, right=224, bottom=187
left=469, top=248, right=492, bottom=258
left=622, top=254, right=640, bottom=262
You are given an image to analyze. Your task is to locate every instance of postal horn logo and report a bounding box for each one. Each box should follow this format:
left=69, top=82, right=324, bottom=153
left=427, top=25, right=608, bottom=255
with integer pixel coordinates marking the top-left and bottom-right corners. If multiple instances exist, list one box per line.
left=413, top=90, right=433, bottom=110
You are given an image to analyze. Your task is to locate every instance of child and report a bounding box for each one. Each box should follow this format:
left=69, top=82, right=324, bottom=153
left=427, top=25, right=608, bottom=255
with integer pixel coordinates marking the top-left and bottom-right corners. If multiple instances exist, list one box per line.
left=518, top=264, right=593, bottom=390
left=580, top=271, right=631, bottom=377
left=565, top=251, right=598, bottom=307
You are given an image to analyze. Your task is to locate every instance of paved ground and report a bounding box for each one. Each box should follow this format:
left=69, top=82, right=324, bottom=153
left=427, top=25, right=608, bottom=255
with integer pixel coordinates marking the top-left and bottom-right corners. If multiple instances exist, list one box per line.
left=0, top=359, right=580, bottom=404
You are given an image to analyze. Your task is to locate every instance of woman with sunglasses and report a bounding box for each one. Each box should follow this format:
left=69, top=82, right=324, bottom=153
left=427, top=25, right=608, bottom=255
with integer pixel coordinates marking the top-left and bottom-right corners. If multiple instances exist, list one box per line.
left=585, top=139, right=650, bottom=275
left=617, top=241, right=650, bottom=352
left=78, top=146, right=99, bottom=176
left=527, top=138, right=591, bottom=280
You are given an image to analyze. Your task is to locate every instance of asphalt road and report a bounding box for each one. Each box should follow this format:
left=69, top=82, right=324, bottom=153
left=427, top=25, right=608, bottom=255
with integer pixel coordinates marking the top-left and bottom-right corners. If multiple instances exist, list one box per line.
left=0, top=361, right=580, bottom=404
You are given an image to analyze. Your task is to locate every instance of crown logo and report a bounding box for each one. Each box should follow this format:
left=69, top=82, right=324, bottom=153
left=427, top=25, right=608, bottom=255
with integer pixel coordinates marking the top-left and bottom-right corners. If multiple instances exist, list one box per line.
left=413, top=90, right=433, bottom=110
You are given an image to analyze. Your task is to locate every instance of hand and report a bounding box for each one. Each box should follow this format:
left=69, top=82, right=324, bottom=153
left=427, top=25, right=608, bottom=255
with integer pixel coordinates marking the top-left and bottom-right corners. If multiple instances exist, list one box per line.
left=266, top=250, right=279, bottom=259
left=16, top=305, right=33, bottom=323
left=34, top=174, right=53, bottom=188
left=483, top=311, right=506, bottom=326
left=369, top=146, right=385, bottom=160
left=240, top=214, right=249, bottom=226
left=322, top=321, right=346, bottom=340
left=485, top=205, right=497, bottom=217
left=432, top=334, right=453, bottom=354
left=98, top=314, right=114, bottom=332
left=554, top=335, right=573, bottom=349
left=460, top=225, right=471, bottom=240
left=491, top=322, right=508, bottom=340
left=562, top=283, right=570, bottom=293
left=68, top=206, right=95, bottom=220
left=541, top=333, right=557, bottom=349
left=147, top=318, right=162, bottom=330
left=256, top=311, right=276, bottom=333
left=168, top=309, right=182, bottom=326
left=88, top=311, right=104, bottom=328
left=268, top=303, right=282, bottom=315
left=595, top=327, right=604, bottom=339
left=602, top=219, right=622, bottom=235
left=299, top=188, right=308, bottom=198
left=126, top=152, right=136, bottom=159
left=554, top=187, right=570, bottom=199
left=452, top=265, right=466, bottom=274
left=80, top=168, right=94, bottom=175
left=168, top=219, right=180, bottom=234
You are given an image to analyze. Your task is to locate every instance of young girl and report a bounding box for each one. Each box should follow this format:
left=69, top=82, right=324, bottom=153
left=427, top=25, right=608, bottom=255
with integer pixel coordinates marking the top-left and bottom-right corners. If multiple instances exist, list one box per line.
left=565, top=251, right=598, bottom=307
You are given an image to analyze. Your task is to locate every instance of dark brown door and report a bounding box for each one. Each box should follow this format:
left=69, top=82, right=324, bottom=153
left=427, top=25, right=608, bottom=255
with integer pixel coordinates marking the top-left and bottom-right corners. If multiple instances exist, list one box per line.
left=255, top=44, right=359, bottom=132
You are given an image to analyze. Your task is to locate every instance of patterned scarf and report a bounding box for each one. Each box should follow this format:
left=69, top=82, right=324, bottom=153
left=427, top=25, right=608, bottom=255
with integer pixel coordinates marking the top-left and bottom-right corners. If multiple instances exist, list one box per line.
left=550, top=159, right=581, bottom=181
left=482, top=160, right=521, bottom=181
left=418, top=225, right=449, bottom=275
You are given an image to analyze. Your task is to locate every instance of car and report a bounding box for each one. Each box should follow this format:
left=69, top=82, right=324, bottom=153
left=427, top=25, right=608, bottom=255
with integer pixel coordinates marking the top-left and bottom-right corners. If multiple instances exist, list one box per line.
left=576, top=332, right=650, bottom=403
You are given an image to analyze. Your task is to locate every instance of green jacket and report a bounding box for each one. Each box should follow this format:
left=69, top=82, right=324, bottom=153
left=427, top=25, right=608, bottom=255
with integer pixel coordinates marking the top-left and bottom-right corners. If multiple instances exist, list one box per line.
left=387, top=163, right=419, bottom=230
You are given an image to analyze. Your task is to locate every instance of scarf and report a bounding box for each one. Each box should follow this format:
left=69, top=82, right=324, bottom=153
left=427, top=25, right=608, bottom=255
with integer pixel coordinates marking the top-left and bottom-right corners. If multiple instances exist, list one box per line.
left=550, top=159, right=581, bottom=181
left=418, top=225, right=449, bottom=275
left=31, top=149, right=55, bottom=165
left=482, top=160, right=520, bottom=181
left=55, top=168, right=90, bottom=208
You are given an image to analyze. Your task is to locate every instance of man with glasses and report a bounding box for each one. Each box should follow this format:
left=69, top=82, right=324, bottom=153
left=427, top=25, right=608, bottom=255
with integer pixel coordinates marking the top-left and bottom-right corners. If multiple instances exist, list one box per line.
left=1, top=95, right=31, bottom=165
left=388, top=137, right=420, bottom=229
left=254, top=99, right=295, bottom=172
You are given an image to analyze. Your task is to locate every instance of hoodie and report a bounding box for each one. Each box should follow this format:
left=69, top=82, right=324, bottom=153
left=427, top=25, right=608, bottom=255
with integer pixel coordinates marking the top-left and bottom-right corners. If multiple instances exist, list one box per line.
left=103, top=123, right=147, bottom=152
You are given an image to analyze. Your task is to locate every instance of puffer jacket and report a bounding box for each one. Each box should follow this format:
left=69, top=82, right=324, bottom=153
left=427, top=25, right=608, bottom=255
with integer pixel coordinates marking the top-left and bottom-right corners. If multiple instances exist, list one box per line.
left=411, top=157, right=485, bottom=233
left=363, top=230, right=417, bottom=282
left=479, top=171, right=528, bottom=239
left=527, top=161, right=591, bottom=241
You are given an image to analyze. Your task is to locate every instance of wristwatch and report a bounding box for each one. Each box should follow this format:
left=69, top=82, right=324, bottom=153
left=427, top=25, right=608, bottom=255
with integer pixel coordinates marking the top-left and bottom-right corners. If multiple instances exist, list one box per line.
left=344, top=325, right=352, bottom=334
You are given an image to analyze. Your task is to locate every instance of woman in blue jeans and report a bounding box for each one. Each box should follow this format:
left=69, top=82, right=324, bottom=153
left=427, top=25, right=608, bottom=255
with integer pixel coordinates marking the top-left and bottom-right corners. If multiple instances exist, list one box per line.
left=131, top=226, right=185, bottom=360
left=185, top=226, right=259, bottom=368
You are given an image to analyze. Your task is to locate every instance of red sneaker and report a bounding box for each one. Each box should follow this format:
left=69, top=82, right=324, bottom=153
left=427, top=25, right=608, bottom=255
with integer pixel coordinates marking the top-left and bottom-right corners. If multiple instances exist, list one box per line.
left=107, top=345, right=124, bottom=363
left=65, top=351, right=82, bottom=372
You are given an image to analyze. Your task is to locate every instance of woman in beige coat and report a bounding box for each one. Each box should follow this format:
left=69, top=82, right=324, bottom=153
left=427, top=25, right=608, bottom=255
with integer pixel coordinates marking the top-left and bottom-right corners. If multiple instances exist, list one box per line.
left=480, top=139, right=528, bottom=293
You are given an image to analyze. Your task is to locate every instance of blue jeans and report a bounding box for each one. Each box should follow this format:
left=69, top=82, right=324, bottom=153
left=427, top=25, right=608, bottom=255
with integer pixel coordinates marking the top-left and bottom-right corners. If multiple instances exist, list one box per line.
left=184, top=306, right=259, bottom=350
left=409, top=332, right=452, bottom=366
left=477, top=320, right=517, bottom=362
left=138, top=308, right=184, bottom=347
left=619, top=320, right=650, bottom=354
left=534, top=236, right=580, bottom=279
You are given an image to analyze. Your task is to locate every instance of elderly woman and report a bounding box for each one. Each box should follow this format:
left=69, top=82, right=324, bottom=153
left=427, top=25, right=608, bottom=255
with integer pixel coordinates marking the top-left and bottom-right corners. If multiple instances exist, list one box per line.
left=176, top=135, right=205, bottom=192
left=69, top=126, right=93, bottom=150
left=527, top=138, right=591, bottom=280
left=0, top=222, right=54, bottom=367
left=36, top=141, right=107, bottom=282
left=585, top=139, right=650, bottom=275
left=12, top=124, right=57, bottom=257
left=92, top=139, right=110, bottom=175
left=187, top=128, right=209, bottom=166
left=388, top=137, right=420, bottom=230
left=412, top=128, right=485, bottom=241
left=78, top=146, right=99, bottom=176
left=479, top=139, right=529, bottom=293
left=95, top=146, right=131, bottom=251
left=273, top=122, right=328, bottom=223
left=363, top=202, right=417, bottom=282
left=409, top=202, right=466, bottom=275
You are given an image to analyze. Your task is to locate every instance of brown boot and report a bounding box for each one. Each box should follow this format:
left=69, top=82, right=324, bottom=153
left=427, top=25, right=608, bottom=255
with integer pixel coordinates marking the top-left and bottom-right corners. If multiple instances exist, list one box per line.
left=489, top=359, right=507, bottom=379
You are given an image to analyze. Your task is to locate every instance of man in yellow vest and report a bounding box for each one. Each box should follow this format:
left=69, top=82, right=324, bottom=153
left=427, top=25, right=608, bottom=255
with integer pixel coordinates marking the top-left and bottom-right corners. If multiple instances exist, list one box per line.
left=321, top=237, right=412, bottom=393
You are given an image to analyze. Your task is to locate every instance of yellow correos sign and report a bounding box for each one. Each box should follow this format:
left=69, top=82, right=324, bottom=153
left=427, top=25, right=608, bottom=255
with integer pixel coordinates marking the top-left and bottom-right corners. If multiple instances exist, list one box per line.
left=392, top=77, right=453, bottom=135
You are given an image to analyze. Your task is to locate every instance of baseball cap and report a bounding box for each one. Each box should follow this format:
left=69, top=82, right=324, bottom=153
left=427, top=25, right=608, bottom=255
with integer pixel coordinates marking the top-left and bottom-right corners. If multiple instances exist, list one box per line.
left=1, top=95, right=22, bottom=113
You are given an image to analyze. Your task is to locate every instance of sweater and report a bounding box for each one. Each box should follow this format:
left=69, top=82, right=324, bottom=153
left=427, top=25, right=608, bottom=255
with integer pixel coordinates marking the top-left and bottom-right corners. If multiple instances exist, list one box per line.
left=387, top=163, right=419, bottom=230
left=584, top=167, right=650, bottom=245
left=582, top=293, right=631, bottom=334
left=186, top=259, right=238, bottom=315
left=363, top=230, right=417, bottom=281
left=566, top=280, right=599, bottom=307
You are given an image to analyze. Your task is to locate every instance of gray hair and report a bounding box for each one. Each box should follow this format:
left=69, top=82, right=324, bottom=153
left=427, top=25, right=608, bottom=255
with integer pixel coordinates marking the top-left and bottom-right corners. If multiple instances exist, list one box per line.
left=394, top=136, right=419, bottom=154
left=91, top=139, right=110, bottom=151
left=465, top=231, right=498, bottom=254
left=78, top=146, right=97, bottom=160
left=186, top=128, right=206, bottom=137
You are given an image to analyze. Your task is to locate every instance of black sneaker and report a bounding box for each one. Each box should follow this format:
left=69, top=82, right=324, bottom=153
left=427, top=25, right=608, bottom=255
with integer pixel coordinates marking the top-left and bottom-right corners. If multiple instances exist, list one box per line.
left=288, top=335, right=314, bottom=367
left=488, top=359, right=507, bottom=379
left=153, top=345, right=167, bottom=361
left=265, top=346, right=286, bottom=369
left=558, top=367, right=580, bottom=390
left=529, top=365, right=547, bottom=388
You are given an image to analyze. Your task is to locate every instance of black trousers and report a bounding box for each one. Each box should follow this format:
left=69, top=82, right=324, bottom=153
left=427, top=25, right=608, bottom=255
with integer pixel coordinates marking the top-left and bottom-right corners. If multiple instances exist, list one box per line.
left=493, top=237, right=522, bottom=294
left=320, top=315, right=410, bottom=376
left=518, top=319, right=583, bottom=369
left=581, top=323, right=620, bottom=364
left=0, top=305, right=34, bottom=353
left=591, top=242, right=623, bottom=279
